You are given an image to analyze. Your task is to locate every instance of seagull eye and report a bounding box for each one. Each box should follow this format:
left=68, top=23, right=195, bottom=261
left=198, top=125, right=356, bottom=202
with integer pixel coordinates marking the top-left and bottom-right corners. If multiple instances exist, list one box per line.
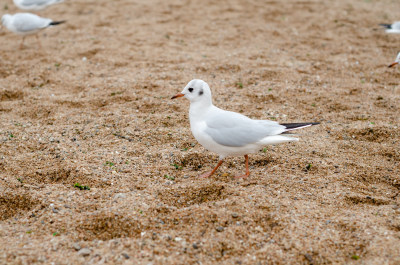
left=188, top=87, right=194, bottom=92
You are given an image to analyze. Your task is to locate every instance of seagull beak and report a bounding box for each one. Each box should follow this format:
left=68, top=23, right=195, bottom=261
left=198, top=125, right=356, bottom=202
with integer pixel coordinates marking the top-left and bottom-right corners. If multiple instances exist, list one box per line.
left=171, top=93, right=184, bottom=99
left=388, top=62, right=398, bottom=68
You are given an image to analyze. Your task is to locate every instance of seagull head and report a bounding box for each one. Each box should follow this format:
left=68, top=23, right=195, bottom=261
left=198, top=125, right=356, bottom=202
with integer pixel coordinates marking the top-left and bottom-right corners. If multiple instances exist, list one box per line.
left=1, top=14, right=11, bottom=27
left=171, top=79, right=212, bottom=105
left=388, top=52, right=400, bottom=68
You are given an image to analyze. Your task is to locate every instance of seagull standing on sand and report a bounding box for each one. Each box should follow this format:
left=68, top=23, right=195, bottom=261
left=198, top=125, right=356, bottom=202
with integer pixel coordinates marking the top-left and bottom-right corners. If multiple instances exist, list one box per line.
left=171, top=79, right=319, bottom=178
left=13, top=0, right=64, bottom=11
left=380, top=21, right=400, bottom=33
left=1, top=13, right=65, bottom=49
left=388, top=52, right=400, bottom=68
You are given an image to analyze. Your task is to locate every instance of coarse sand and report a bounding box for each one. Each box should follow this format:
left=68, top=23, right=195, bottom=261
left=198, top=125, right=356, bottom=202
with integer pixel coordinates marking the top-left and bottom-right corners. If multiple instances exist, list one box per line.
left=0, top=0, right=399, bottom=264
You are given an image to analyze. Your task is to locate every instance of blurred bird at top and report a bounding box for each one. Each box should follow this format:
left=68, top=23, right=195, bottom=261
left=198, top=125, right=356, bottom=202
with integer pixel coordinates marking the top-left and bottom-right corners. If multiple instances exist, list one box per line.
left=380, top=21, right=400, bottom=33
left=1, top=13, right=65, bottom=49
left=388, top=52, right=400, bottom=68
left=13, top=0, right=64, bottom=11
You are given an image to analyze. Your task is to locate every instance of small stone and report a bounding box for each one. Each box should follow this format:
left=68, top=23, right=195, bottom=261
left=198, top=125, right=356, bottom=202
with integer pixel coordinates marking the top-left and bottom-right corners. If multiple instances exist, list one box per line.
left=52, top=208, right=58, bottom=213
left=216, top=226, right=224, bottom=232
left=183, top=175, right=190, bottom=179
left=121, top=253, right=130, bottom=259
left=231, top=213, right=239, bottom=218
left=114, top=193, right=126, bottom=199
left=304, top=253, right=313, bottom=264
left=192, top=243, right=199, bottom=249
left=78, top=248, right=91, bottom=256
left=73, top=243, right=81, bottom=251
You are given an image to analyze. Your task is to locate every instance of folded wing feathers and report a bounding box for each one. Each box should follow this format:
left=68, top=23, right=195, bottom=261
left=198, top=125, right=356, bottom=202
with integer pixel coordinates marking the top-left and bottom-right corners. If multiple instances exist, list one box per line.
left=49, top=20, right=66, bottom=26
left=280, top=122, right=320, bottom=132
left=379, top=23, right=392, bottom=29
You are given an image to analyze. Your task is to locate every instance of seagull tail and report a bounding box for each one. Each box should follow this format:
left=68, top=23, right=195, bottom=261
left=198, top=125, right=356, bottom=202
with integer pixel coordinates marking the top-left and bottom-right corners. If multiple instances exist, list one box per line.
left=49, top=20, right=66, bottom=26
left=379, top=23, right=392, bottom=29
left=280, top=122, right=320, bottom=132
left=259, top=135, right=298, bottom=145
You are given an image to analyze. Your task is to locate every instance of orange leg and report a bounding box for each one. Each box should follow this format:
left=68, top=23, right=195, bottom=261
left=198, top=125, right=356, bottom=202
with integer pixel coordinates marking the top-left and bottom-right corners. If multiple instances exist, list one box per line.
left=19, top=36, right=26, bottom=49
left=200, top=160, right=223, bottom=178
left=235, top=155, right=250, bottom=178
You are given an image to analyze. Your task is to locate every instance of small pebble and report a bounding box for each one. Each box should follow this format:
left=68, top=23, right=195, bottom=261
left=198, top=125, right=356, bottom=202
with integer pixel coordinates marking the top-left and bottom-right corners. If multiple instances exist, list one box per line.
left=73, top=243, right=81, bottom=251
left=231, top=213, right=239, bottom=218
left=192, top=243, right=199, bottom=249
left=78, top=248, right=91, bottom=256
left=216, top=226, right=224, bottom=232
left=121, top=253, right=130, bottom=259
left=114, top=193, right=126, bottom=199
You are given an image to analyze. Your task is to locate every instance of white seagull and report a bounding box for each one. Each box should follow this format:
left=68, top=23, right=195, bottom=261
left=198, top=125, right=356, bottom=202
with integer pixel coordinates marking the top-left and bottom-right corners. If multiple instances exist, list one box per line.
left=380, top=21, right=400, bottom=33
left=1, top=13, right=65, bottom=49
left=388, top=52, right=400, bottom=68
left=171, top=79, right=319, bottom=178
left=13, top=0, right=64, bottom=11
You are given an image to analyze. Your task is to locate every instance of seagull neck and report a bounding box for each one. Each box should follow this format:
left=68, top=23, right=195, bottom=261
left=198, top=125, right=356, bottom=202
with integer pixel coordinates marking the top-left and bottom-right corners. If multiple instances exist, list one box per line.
left=189, top=100, right=213, bottom=118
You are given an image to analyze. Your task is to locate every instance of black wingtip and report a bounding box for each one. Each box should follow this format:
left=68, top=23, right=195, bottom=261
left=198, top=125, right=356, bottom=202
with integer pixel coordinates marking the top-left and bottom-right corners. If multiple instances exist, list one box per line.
left=280, top=122, right=320, bottom=130
left=379, top=23, right=392, bottom=29
left=49, top=20, right=66, bottom=26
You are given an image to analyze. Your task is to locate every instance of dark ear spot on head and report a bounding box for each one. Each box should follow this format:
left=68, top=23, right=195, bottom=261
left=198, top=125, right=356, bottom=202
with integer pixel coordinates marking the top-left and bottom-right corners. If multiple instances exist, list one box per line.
left=199, top=89, right=203, bottom=96
left=188, top=87, right=193, bottom=92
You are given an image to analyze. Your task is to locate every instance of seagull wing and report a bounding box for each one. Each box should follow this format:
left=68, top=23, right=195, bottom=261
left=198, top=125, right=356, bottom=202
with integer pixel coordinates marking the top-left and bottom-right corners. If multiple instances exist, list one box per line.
left=204, top=108, right=285, bottom=147
left=13, top=13, right=51, bottom=32
left=20, top=0, right=49, bottom=5
left=392, top=21, right=400, bottom=30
